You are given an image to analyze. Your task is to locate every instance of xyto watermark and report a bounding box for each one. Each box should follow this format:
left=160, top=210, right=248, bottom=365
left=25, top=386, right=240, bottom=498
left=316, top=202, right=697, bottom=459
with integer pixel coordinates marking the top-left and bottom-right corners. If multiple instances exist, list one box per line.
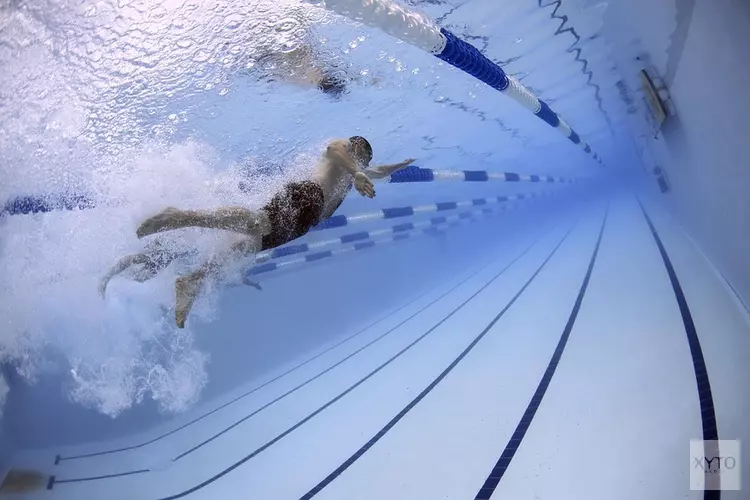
left=690, top=440, right=741, bottom=491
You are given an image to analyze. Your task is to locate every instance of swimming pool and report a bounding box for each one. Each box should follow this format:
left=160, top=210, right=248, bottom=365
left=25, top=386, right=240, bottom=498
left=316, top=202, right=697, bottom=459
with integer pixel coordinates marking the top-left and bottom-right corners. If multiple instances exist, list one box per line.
left=1, top=0, right=749, bottom=498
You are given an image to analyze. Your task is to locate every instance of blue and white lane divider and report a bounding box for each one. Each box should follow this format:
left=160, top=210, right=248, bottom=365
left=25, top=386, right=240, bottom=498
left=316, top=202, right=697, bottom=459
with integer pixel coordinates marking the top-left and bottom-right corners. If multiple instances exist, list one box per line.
left=248, top=227, right=448, bottom=276
left=255, top=200, right=515, bottom=265
left=1, top=192, right=96, bottom=217
left=382, top=166, right=579, bottom=184
left=248, top=212, right=480, bottom=277
left=0, top=170, right=578, bottom=217
left=311, top=189, right=554, bottom=232
left=249, top=184, right=567, bottom=274
left=310, top=0, right=603, bottom=165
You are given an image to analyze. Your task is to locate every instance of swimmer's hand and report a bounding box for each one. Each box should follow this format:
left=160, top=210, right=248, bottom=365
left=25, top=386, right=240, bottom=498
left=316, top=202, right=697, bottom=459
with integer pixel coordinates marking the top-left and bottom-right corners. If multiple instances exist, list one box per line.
left=398, top=158, right=417, bottom=167
left=354, top=171, right=375, bottom=198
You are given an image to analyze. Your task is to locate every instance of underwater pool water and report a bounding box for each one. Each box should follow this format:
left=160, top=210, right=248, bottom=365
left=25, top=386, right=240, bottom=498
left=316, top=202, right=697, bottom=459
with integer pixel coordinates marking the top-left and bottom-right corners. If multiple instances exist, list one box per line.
left=1, top=0, right=749, bottom=498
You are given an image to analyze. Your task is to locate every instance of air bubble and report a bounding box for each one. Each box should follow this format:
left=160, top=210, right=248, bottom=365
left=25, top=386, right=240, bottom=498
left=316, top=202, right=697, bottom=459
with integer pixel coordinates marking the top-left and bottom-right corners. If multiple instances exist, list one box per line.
left=150, top=7, right=167, bottom=18
left=225, top=14, right=243, bottom=29
left=192, top=50, right=210, bottom=62
left=276, top=17, right=300, bottom=33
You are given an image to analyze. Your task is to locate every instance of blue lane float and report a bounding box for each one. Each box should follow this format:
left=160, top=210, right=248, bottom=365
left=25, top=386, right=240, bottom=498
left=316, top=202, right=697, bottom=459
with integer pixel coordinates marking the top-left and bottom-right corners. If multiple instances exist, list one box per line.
left=256, top=201, right=521, bottom=264
left=248, top=231, right=426, bottom=276
left=313, top=0, right=604, bottom=165
left=1, top=193, right=95, bottom=217
left=384, top=166, right=579, bottom=184
left=249, top=185, right=570, bottom=276
left=311, top=190, right=553, bottom=232
left=1, top=169, right=577, bottom=217
left=436, top=28, right=601, bottom=163
left=248, top=217, right=475, bottom=277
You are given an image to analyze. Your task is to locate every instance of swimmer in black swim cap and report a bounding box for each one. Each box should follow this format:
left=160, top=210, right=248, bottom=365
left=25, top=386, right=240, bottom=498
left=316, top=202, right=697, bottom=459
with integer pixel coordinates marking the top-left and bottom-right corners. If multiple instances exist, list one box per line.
left=136, top=138, right=415, bottom=328
left=317, top=72, right=347, bottom=97
left=253, top=45, right=351, bottom=98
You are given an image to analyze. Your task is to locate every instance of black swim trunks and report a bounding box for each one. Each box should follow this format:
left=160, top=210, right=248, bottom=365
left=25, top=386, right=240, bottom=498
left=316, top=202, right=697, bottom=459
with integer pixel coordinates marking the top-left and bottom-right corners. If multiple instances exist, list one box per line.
left=260, top=180, right=326, bottom=250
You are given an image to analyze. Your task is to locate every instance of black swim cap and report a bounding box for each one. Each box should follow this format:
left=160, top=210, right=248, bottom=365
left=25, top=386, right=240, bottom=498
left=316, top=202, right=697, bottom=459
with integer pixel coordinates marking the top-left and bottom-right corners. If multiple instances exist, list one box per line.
left=349, top=136, right=373, bottom=164
left=318, top=73, right=347, bottom=97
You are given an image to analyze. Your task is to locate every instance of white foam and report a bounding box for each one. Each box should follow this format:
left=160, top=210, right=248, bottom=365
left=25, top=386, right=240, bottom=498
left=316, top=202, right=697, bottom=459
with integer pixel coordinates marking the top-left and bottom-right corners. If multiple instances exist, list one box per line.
left=0, top=0, right=334, bottom=417
left=0, top=137, right=325, bottom=416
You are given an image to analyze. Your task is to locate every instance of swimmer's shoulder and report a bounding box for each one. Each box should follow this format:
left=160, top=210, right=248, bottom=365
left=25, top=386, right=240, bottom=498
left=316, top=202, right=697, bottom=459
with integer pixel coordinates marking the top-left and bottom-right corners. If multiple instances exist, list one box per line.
left=325, top=138, right=351, bottom=153
left=322, top=139, right=354, bottom=167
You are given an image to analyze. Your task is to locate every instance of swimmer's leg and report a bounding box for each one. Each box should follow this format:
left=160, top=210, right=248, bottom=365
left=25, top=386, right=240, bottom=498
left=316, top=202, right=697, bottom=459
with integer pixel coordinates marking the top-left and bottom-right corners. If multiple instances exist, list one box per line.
left=137, top=207, right=270, bottom=239
left=99, top=253, right=148, bottom=297
left=175, top=269, right=208, bottom=329
left=174, top=236, right=260, bottom=328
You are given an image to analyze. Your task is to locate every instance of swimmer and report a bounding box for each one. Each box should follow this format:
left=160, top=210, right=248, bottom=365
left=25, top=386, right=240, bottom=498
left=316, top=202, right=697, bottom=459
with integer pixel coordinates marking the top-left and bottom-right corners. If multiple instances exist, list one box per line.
left=136, top=137, right=415, bottom=328
left=250, top=20, right=380, bottom=98
left=253, top=44, right=350, bottom=97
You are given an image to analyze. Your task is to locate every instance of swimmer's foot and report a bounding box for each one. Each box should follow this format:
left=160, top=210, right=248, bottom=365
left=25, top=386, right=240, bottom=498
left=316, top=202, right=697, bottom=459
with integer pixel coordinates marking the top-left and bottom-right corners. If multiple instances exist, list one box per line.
left=137, top=207, right=185, bottom=239
left=241, top=276, right=262, bottom=291
left=175, top=270, right=206, bottom=329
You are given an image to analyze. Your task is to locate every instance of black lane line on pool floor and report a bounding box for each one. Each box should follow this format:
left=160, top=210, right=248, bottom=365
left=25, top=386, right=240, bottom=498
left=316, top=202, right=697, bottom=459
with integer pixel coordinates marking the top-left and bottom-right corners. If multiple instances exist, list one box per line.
left=55, top=271, right=465, bottom=465
left=149, top=222, right=575, bottom=500
left=298, top=215, right=589, bottom=499
left=472, top=206, right=607, bottom=500
left=52, top=197, right=567, bottom=462
left=47, top=225, right=556, bottom=491
left=638, top=202, right=720, bottom=499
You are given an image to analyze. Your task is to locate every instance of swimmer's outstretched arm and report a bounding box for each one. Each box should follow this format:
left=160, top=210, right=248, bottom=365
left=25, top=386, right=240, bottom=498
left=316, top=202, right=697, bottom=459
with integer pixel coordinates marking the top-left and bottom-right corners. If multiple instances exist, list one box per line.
left=363, top=158, right=416, bottom=180
left=99, top=253, right=148, bottom=297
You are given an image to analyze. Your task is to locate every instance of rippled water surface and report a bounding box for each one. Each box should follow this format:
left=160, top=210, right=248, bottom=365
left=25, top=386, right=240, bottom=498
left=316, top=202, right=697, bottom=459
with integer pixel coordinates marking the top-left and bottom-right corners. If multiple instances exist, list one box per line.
left=1, top=0, right=644, bottom=432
